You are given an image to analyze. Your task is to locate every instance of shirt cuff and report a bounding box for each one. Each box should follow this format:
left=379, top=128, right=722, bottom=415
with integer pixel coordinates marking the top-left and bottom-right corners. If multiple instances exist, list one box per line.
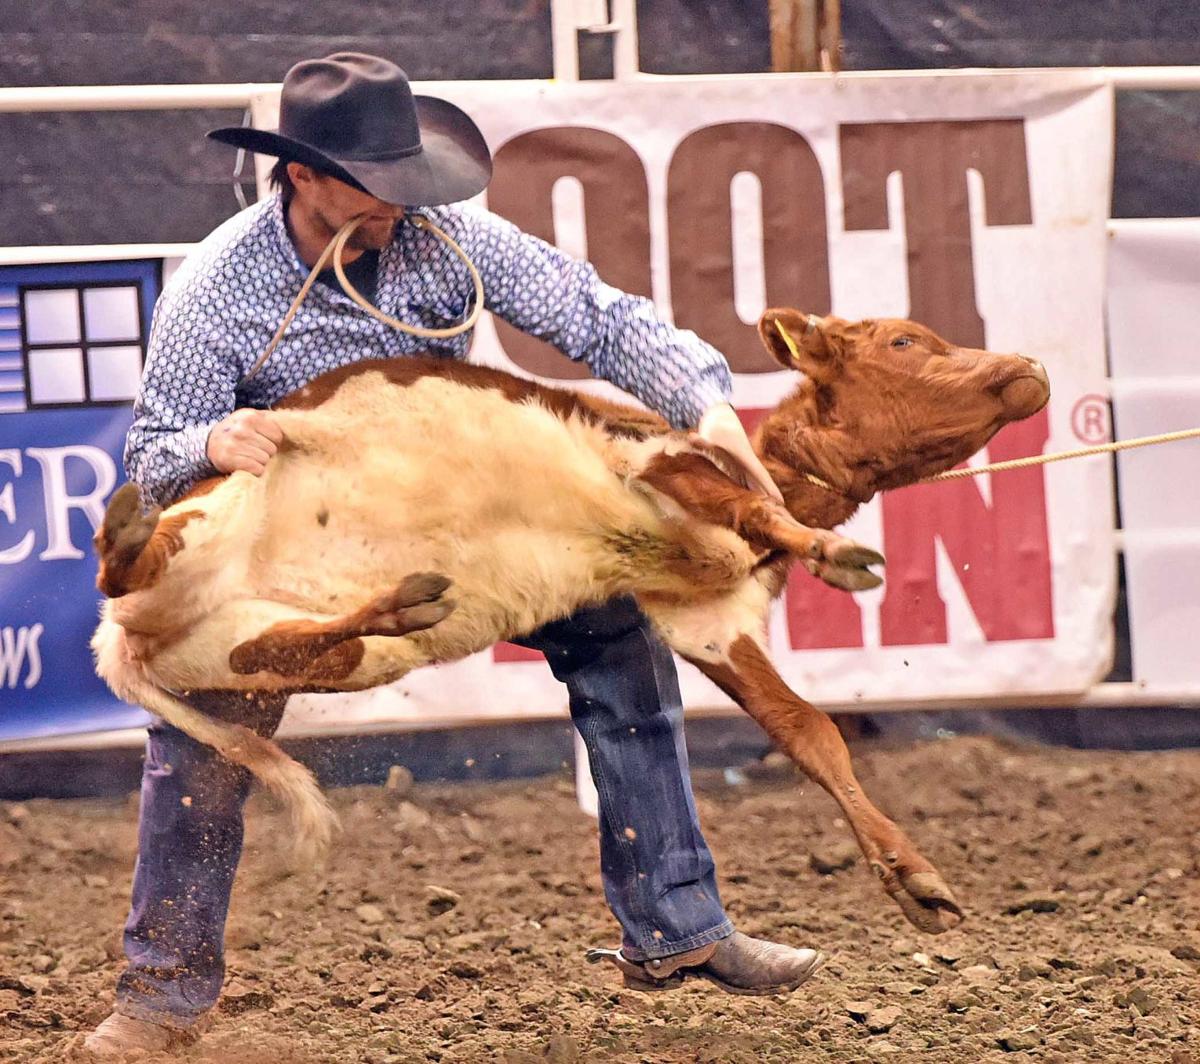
left=179, top=421, right=221, bottom=478
left=673, top=375, right=734, bottom=430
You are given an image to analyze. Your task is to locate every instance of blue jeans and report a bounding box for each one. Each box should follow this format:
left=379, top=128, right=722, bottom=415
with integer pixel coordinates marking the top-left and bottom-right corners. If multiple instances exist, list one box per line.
left=115, top=597, right=731, bottom=1028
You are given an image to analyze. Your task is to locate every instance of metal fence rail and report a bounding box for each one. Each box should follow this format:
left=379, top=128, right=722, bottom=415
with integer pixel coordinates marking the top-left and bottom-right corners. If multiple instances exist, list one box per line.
left=2, top=65, right=1200, bottom=114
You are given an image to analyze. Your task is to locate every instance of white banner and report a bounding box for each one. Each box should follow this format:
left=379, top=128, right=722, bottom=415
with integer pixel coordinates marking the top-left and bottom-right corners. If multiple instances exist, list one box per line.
left=1107, top=219, right=1200, bottom=689
left=240, top=71, right=1121, bottom=733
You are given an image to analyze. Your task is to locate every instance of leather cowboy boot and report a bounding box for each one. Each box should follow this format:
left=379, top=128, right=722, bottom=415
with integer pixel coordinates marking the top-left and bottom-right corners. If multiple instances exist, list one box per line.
left=587, top=931, right=827, bottom=996
left=81, top=1012, right=199, bottom=1059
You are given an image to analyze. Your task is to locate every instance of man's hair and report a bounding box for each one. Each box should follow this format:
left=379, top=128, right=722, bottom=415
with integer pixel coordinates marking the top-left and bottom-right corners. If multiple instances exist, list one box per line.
left=269, top=158, right=362, bottom=203
left=269, top=158, right=298, bottom=203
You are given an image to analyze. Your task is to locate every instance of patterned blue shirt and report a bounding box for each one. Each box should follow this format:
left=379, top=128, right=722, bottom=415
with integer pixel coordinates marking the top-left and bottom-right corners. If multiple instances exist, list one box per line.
left=126, top=194, right=733, bottom=507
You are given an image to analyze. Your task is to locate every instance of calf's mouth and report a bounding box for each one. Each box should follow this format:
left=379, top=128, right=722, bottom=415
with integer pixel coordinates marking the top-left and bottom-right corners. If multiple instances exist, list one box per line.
left=997, top=359, right=1050, bottom=418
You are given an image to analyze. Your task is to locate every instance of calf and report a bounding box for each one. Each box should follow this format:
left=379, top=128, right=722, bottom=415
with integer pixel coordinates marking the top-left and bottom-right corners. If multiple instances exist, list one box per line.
left=92, top=309, right=1049, bottom=934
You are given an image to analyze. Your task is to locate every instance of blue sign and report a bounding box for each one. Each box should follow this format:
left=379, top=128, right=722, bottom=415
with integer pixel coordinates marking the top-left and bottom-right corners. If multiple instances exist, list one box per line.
left=0, top=259, right=162, bottom=742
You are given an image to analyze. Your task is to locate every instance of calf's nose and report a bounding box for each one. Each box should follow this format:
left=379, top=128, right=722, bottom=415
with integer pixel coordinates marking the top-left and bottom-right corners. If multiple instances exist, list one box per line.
left=1020, top=355, right=1049, bottom=386
left=998, top=354, right=1051, bottom=417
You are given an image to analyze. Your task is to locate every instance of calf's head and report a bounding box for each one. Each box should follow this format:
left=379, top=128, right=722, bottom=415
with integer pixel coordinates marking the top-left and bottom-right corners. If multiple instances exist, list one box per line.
left=755, top=309, right=1050, bottom=502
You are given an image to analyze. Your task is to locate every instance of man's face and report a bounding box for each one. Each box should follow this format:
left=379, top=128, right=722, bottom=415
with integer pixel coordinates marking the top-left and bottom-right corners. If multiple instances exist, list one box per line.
left=290, top=164, right=405, bottom=251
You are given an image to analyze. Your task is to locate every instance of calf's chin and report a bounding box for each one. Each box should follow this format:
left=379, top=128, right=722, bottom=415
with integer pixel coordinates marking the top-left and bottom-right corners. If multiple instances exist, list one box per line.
left=999, top=373, right=1051, bottom=419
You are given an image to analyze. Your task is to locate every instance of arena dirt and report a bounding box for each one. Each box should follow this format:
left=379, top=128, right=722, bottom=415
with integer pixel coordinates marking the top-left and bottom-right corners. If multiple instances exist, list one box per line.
left=1, top=734, right=1198, bottom=1063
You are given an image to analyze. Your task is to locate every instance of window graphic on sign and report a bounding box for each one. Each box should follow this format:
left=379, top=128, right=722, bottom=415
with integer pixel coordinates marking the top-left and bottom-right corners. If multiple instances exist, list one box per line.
left=0, top=259, right=159, bottom=415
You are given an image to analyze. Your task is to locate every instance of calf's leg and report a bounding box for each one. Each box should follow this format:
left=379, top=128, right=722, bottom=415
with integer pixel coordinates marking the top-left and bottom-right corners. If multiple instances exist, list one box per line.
left=686, top=635, right=963, bottom=934
left=94, top=483, right=203, bottom=598
left=635, top=452, right=883, bottom=591
left=228, top=573, right=452, bottom=680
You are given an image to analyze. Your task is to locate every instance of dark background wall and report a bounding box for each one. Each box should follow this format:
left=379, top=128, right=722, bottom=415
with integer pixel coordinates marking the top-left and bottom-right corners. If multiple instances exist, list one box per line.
left=1, top=0, right=1198, bottom=245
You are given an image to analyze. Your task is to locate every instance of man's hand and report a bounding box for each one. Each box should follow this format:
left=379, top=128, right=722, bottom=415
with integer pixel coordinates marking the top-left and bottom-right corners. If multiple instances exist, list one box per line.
left=695, top=403, right=785, bottom=503
left=206, top=409, right=284, bottom=477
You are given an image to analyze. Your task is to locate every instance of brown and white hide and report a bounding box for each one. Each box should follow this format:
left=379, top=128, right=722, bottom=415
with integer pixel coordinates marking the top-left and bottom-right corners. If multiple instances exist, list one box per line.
left=92, top=309, right=1050, bottom=934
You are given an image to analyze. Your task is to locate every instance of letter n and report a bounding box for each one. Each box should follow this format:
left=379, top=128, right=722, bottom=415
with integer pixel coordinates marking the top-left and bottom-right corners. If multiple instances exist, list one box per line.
left=880, top=413, right=1054, bottom=645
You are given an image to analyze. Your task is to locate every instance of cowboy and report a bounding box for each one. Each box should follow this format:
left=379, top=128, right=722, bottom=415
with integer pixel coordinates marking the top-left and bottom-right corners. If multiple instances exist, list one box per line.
left=84, top=53, right=824, bottom=1058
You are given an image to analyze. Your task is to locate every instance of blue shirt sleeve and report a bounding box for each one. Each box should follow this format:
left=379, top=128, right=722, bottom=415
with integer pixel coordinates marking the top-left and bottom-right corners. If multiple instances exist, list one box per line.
left=124, top=289, right=235, bottom=508
left=449, top=204, right=733, bottom=428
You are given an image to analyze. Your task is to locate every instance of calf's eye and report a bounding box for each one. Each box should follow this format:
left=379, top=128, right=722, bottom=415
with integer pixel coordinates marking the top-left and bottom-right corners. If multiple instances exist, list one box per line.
left=890, top=336, right=913, bottom=349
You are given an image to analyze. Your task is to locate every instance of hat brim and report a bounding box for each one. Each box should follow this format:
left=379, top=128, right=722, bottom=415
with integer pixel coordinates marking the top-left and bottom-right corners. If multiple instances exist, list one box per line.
left=207, top=96, right=492, bottom=207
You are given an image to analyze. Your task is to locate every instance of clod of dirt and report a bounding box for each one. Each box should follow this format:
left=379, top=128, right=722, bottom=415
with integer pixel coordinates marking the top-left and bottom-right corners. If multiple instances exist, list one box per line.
left=864, top=1005, right=903, bottom=1033
left=1073, top=833, right=1105, bottom=856
left=809, top=840, right=859, bottom=874
left=355, top=903, right=386, bottom=924
left=1119, top=985, right=1158, bottom=1015
left=425, top=885, right=461, bottom=915
left=219, top=982, right=275, bottom=1015
left=392, top=801, right=433, bottom=834
left=447, top=960, right=483, bottom=979
left=742, top=751, right=797, bottom=782
left=1005, top=895, right=1061, bottom=914
left=997, top=1030, right=1039, bottom=1052
left=384, top=765, right=414, bottom=797
left=958, top=965, right=1001, bottom=986
left=946, top=990, right=982, bottom=1012
left=4, top=804, right=30, bottom=826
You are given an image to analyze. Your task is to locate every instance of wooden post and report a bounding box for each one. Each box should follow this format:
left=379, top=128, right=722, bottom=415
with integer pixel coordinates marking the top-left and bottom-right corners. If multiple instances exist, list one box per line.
left=820, top=0, right=842, bottom=72
left=769, top=0, right=841, bottom=73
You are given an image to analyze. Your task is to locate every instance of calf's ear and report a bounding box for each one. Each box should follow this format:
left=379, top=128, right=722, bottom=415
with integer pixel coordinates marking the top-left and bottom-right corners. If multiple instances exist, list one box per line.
left=758, top=309, right=841, bottom=383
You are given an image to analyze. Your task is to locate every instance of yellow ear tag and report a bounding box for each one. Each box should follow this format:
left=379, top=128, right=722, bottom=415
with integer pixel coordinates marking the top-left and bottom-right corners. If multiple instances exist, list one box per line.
left=774, top=320, right=803, bottom=363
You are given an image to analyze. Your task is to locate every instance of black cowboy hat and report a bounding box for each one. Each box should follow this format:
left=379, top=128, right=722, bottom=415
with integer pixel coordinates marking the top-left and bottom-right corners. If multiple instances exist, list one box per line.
left=208, top=52, right=492, bottom=207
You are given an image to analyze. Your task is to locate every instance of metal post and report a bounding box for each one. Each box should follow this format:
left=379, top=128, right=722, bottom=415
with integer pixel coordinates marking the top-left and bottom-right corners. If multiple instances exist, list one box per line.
left=610, top=0, right=641, bottom=81
left=551, top=0, right=583, bottom=82
left=550, top=0, right=640, bottom=82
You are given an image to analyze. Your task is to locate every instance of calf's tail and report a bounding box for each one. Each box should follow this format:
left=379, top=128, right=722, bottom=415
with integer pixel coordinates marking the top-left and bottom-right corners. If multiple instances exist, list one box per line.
left=104, top=660, right=338, bottom=864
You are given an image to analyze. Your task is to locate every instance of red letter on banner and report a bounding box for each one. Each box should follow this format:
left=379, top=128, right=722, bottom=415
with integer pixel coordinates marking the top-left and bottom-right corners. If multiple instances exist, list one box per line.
left=493, top=643, right=544, bottom=663
left=879, top=412, right=1054, bottom=645
left=785, top=571, right=865, bottom=649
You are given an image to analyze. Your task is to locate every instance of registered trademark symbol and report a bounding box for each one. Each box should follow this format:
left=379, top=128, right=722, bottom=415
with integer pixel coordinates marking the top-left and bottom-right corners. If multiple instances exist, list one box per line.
left=1070, top=394, right=1111, bottom=444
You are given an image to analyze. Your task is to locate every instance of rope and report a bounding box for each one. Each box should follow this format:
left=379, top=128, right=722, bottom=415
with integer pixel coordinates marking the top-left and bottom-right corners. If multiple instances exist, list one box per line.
left=797, top=423, right=1200, bottom=494
left=243, top=211, right=485, bottom=384
left=922, top=426, right=1200, bottom=483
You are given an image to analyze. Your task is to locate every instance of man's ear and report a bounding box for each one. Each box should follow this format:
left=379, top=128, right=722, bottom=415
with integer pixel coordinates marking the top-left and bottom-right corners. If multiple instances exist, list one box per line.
left=287, top=161, right=318, bottom=189
left=757, top=309, right=842, bottom=383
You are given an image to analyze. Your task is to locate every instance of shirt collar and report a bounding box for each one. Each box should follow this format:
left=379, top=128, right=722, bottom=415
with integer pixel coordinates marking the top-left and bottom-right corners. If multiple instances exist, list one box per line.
left=268, top=193, right=313, bottom=281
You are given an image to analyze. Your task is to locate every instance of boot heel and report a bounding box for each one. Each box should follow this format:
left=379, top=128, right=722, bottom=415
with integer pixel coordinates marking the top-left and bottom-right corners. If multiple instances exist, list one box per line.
left=622, top=972, right=683, bottom=992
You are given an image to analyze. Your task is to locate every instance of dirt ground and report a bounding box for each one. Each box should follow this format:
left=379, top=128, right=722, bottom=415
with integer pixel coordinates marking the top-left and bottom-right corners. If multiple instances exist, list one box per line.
left=1, top=733, right=1198, bottom=1064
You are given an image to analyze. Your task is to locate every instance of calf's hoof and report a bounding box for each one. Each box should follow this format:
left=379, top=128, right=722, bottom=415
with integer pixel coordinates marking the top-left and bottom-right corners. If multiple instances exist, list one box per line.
left=804, top=535, right=884, bottom=592
left=880, top=866, right=965, bottom=934
left=363, top=573, right=455, bottom=636
left=391, top=571, right=453, bottom=606
left=97, top=482, right=161, bottom=560
left=809, top=559, right=884, bottom=593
